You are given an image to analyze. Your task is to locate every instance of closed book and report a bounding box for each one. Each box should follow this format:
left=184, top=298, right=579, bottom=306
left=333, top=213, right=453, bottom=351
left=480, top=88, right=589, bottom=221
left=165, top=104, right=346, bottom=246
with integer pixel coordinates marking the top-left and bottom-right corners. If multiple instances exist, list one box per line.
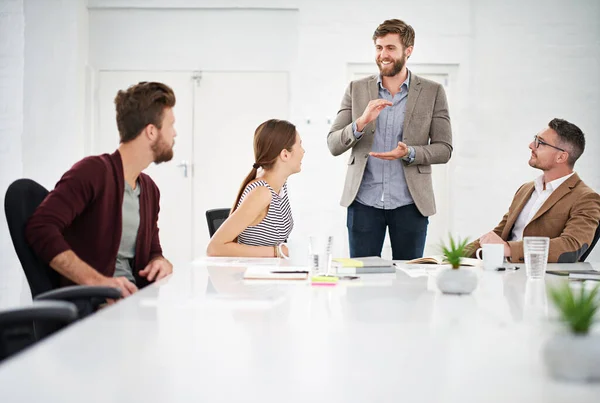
left=333, top=256, right=393, bottom=267
left=332, top=256, right=396, bottom=274
left=335, top=266, right=396, bottom=274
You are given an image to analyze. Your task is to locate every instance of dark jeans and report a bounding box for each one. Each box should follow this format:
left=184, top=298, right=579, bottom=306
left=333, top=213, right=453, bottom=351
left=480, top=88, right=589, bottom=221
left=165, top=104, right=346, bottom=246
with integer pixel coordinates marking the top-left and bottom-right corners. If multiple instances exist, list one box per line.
left=347, top=201, right=428, bottom=260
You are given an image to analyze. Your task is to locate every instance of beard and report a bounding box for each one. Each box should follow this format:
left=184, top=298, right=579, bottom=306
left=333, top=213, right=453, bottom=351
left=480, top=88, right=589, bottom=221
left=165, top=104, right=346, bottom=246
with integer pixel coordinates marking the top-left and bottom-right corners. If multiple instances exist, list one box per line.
left=377, top=53, right=407, bottom=77
left=151, top=132, right=174, bottom=164
left=528, top=157, right=537, bottom=169
left=528, top=153, right=549, bottom=171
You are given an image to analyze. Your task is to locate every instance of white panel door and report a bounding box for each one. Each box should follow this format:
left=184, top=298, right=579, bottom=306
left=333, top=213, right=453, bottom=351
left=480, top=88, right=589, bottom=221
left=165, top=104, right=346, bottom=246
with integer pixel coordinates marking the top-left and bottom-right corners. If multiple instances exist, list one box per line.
left=348, top=65, right=456, bottom=257
left=192, top=71, right=289, bottom=257
left=95, top=71, right=194, bottom=264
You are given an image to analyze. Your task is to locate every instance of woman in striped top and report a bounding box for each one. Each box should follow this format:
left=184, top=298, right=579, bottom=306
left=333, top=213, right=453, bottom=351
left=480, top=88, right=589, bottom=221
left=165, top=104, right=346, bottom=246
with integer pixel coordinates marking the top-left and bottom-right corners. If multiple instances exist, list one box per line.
left=207, top=119, right=304, bottom=258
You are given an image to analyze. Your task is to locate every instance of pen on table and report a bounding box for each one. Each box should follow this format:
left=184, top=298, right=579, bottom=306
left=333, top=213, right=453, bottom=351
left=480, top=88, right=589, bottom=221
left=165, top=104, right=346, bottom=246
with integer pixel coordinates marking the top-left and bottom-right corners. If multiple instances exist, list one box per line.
left=496, top=266, right=520, bottom=271
left=270, top=271, right=309, bottom=274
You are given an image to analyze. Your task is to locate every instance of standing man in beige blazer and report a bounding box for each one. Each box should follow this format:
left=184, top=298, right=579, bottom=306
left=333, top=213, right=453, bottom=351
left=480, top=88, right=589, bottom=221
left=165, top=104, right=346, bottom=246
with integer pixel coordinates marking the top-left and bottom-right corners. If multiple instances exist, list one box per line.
left=328, top=19, right=453, bottom=259
left=470, top=119, right=600, bottom=263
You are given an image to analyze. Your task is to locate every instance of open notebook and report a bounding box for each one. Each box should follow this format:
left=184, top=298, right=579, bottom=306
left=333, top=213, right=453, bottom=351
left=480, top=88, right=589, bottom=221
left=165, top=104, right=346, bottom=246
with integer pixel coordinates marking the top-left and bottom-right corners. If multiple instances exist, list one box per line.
left=406, top=256, right=482, bottom=267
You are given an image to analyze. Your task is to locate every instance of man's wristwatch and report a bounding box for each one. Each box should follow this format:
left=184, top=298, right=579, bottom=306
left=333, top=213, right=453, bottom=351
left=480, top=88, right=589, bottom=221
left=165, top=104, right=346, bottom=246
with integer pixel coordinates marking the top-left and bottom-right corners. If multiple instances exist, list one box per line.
left=402, top=146, right=415, bottom=163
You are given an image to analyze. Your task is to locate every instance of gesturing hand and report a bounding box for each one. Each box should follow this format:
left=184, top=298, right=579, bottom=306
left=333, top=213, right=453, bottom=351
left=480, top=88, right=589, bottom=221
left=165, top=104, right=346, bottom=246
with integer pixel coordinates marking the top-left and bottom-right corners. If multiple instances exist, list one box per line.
left=369, top=141, right=410, bottom=160
left=356, top=99, right=393, bottom=131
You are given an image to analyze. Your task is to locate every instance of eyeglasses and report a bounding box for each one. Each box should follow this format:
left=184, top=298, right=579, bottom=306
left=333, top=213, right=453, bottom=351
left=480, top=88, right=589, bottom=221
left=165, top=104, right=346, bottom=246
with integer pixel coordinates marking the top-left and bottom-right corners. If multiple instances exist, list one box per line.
left=533, top=135, right=565, bottom=152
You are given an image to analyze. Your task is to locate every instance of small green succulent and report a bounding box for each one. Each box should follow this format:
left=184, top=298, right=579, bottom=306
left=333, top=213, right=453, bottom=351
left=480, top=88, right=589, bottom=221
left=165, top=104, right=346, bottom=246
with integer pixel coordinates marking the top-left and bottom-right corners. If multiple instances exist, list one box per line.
left=441, top=234, right=471, bottom=269
left=549, top=282, right=600, bottom=334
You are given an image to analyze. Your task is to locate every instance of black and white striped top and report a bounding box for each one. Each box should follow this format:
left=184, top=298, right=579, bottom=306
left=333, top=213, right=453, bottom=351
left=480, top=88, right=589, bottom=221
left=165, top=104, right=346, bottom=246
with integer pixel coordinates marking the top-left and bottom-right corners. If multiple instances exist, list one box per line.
left=237, top=180, right=294, bottom=247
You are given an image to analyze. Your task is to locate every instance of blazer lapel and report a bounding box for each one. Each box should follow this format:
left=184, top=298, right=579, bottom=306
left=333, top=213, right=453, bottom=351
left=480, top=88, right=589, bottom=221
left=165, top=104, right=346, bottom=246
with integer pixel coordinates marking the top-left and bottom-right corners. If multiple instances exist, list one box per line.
left=361, top=76, right=379, bottom=137
left=502, top=183, right=535, bottom=239
left=402, top=72, right=422, bottom=135
left=368, top=76, right=378, bottom=101
left=529, top=173, right=580, bottom=223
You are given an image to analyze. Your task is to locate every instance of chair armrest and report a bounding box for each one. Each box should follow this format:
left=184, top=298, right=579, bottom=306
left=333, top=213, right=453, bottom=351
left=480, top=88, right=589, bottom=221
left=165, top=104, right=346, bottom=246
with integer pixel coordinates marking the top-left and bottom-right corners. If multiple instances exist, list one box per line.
left=34, top=286, right=122, bottom=319
left=0, top=301, right=78, bottom=326
left=0, top=301, right=79, bottom=361
left=35, top=285, right=121, bottom=302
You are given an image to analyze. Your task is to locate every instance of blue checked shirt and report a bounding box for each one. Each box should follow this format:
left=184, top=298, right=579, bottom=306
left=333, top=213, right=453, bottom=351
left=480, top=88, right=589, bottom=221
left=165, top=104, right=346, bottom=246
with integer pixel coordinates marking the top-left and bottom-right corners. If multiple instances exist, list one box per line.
left=352, top=73, right=415, bottom=209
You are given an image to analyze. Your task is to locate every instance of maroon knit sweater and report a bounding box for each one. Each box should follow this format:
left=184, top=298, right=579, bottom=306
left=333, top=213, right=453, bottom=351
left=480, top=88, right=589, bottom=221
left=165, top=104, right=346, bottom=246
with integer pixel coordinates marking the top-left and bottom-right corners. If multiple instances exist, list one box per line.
left=25, top=150, right=163, bottom=287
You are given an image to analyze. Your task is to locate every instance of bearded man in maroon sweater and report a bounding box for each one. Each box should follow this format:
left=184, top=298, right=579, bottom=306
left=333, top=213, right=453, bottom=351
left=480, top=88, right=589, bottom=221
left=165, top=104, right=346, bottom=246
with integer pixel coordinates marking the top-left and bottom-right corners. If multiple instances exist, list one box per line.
left=25, top=81, right=176, bottom=297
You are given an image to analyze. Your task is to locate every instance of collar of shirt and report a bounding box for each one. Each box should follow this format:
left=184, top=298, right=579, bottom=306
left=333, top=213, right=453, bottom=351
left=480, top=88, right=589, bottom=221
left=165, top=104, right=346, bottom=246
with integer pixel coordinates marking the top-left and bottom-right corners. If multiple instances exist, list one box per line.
left=533, top=172, right=575, bottom=194
left=377, top=70, right=410, bottom=92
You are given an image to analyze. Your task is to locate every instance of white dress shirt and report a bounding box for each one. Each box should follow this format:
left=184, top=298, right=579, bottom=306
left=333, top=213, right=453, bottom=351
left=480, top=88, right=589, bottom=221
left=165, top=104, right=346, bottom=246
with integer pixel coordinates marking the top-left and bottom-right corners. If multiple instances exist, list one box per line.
left=510, top=173, right=574, bottom=241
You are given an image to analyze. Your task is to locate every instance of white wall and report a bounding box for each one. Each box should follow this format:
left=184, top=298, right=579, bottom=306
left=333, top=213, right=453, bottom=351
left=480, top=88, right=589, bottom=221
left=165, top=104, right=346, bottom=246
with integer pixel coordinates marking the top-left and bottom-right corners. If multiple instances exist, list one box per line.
left=23, top=0, right=88, bottom=190
left=88, top=8, right=298, bottom=71
left=0, top=0, right=89, bottom=309
left=0, top=0, right=25, bottom=308
left=458, top=0, right=600, bottom=247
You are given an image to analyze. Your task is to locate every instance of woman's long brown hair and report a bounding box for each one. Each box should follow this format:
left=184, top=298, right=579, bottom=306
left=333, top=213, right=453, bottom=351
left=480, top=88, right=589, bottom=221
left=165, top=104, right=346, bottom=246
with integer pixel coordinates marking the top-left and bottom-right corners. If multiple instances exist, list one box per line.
left=231, top=119, right=297, bottom=214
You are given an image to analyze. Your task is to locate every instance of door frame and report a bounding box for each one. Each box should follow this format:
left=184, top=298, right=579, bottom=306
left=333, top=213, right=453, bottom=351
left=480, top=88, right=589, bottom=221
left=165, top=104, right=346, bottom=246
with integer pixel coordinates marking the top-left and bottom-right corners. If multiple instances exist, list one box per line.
left=89, top=69, right=197, bottom=263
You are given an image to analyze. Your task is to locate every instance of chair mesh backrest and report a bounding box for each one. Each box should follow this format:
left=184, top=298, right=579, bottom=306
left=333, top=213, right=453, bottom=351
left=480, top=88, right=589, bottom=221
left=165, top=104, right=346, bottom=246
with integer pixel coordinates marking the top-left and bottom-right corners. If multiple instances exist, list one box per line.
left=4, top=179, right=61, bottom=297
left=580, top=224, right=600, bottom=262
left=205, top=208, right=231, bottom=237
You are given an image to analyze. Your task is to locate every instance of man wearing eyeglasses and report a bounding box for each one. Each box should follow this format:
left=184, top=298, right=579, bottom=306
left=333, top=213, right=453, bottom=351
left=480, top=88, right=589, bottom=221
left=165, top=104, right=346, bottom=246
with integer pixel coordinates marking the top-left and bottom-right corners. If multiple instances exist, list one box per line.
left=469, top=118, right=600, bottom=263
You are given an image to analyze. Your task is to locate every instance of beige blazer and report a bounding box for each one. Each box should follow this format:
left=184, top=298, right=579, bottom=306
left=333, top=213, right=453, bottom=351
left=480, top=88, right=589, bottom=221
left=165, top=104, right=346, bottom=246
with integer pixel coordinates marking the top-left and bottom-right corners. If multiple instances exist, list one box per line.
left=327, top=72, right=453, bottom=216
left=469, top=173, right=600, bottom=263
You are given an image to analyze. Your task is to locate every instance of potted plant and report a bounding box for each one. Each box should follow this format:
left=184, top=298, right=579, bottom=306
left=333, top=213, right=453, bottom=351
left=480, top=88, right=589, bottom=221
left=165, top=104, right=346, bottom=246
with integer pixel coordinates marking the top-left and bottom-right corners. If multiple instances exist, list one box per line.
left=543, top=282, right=600, bottom=382
left=436, top=235, right=478, bottom=295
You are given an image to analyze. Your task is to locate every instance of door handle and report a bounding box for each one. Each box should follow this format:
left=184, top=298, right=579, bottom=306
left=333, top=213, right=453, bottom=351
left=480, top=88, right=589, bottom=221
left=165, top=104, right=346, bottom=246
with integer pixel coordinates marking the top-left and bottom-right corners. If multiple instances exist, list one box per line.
left=176, top=160, right=190, bottom=178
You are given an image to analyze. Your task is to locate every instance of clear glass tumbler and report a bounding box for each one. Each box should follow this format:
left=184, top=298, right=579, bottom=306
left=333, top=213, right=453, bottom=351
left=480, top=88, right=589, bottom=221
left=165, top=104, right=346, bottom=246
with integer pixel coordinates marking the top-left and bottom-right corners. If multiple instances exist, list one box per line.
left=308, top=235, right=333, bottom=275
left=523, top=236, right=550, bottom=279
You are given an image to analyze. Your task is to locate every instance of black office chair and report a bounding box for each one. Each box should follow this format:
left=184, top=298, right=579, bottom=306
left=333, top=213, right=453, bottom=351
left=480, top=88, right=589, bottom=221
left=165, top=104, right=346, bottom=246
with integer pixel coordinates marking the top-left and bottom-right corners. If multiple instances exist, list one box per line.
left=206, top=208, right=230, bottom=237
left=4, top=179, right=121, bottom=318
left=0, top=300, right=78, bottom=362
left=580, top=224, right=600, bottom=262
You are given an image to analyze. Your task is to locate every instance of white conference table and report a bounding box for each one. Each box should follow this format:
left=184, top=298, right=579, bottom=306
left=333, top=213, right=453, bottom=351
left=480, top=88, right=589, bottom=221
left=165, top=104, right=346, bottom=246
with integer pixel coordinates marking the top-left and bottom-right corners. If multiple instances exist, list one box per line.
left=0, top=258, right=599, bottom=402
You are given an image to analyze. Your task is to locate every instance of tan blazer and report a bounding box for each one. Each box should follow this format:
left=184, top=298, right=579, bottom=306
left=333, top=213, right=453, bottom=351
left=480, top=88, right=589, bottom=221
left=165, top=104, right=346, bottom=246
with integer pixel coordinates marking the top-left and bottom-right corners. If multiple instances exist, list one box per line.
left=469, top=173, right=600, bottom=263
left=327, top=72, right=453, bottom=216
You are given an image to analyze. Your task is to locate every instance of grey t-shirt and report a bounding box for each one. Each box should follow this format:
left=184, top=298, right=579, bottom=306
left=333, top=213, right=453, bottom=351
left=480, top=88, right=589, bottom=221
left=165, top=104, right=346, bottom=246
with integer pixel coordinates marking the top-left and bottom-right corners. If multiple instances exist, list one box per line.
left=114, top=181, right=141, bottom=283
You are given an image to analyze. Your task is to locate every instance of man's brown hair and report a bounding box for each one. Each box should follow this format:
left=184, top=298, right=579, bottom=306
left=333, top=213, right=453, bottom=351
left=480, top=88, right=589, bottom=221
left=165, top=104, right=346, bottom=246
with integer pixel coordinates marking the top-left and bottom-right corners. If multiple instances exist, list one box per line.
left=373, top=19, right=415, bottom=49
left=549, top=118, right=586, bottom=167
left=114, top=81, right=176, bottom=143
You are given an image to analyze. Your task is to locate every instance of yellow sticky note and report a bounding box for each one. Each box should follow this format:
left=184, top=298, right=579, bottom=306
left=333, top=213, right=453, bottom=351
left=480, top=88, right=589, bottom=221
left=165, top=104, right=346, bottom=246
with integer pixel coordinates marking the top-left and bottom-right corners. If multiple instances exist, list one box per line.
left=332, top=258, right=364, bottom=268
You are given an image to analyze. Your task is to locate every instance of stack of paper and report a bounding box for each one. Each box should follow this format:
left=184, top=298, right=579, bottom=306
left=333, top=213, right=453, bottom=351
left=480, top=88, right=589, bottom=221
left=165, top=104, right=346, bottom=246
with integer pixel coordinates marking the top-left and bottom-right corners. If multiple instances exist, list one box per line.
left=569, top=270, right=600, bottom=281
left=198, top=257, right=281, bottom=267
left=243, top=266, right=309, bottom=280
left=546, top=263, right=600, bottom=281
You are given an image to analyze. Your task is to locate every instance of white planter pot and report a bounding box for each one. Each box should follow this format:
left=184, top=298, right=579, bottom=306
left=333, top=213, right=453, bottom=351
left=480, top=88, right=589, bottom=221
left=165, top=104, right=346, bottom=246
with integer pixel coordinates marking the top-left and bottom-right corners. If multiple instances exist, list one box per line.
left=543, top=333, right=600, bottom=382
left=436, top=268, right=477, bottom=295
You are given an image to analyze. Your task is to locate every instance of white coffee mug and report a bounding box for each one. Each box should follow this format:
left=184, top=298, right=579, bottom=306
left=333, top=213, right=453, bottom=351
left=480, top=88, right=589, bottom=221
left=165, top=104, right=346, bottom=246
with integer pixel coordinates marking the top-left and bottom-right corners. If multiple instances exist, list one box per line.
left=476, top=244, right=505, bottom=270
